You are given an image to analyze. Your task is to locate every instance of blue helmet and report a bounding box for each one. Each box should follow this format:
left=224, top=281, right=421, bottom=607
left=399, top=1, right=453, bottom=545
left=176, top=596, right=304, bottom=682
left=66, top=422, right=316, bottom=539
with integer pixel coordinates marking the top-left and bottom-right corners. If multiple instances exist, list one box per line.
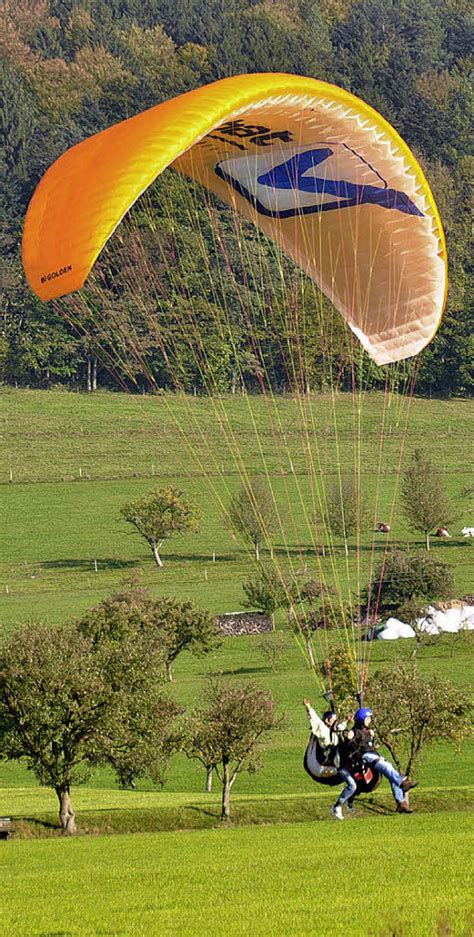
left=354, top=707, right=373, bottom=723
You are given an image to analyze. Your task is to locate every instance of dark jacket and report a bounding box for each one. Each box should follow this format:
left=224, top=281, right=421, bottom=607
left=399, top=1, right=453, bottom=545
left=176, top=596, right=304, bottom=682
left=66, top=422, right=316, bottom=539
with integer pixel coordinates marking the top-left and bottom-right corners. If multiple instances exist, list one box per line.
left=337, top=734, right=355, bottom=770
left=348, top=725, right=380, bottom=771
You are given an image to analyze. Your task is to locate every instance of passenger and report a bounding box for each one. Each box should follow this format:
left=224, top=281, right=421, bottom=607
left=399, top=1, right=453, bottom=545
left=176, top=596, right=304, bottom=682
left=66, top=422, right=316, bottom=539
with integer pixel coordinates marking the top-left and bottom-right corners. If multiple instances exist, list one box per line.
left=303, top=698, right=357, bottom=820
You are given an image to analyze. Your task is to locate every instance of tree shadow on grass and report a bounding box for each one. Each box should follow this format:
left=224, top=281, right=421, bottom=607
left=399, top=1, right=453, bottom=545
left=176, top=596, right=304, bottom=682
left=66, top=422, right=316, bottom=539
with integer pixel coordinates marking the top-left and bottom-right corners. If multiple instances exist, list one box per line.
left=185, top=804, right=219, bottom=820
left=209, top=666, right=269, bottom=676
left=19, top=816, right=60, bottom=831
left=359, top=798, right=390, bottom=816
left=430, top=540, right=472, bottom=550
left=275, top=543, right=400, bottom=560
left=40, top=558, right=136, bottom=571
left=163, top=552, right=235, bottom=564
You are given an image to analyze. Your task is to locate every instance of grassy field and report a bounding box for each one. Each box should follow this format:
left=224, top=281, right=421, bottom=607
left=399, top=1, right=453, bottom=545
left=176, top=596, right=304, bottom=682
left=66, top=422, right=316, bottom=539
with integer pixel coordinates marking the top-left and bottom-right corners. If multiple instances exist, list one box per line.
left=1, top=388, right=472, bottom=630
left=1, top=631, right=472, bottom=798
left=3, top=813, right=473, bottom=936
left=0, top=388, right=472, bottom=936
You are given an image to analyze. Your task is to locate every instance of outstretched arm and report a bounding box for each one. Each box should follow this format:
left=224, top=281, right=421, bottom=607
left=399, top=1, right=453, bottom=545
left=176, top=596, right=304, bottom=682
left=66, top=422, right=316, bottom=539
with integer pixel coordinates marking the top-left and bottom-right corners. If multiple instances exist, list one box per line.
left=303, top=699, right=331, bottom=745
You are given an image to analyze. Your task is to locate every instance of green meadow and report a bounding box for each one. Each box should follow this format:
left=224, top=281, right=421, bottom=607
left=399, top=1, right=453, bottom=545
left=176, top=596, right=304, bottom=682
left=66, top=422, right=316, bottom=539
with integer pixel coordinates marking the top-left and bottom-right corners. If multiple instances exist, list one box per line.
left=1, top=388, right=472, bottom=628
left=1, top=388, right=473, bottom=936
left=3, top=814, right=473, bottom=937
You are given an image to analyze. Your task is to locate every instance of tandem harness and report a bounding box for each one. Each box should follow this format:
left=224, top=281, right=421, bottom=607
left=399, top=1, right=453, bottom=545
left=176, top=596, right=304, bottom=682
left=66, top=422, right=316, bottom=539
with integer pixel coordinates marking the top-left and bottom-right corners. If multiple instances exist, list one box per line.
left=303, top=734, right=381, bottom=795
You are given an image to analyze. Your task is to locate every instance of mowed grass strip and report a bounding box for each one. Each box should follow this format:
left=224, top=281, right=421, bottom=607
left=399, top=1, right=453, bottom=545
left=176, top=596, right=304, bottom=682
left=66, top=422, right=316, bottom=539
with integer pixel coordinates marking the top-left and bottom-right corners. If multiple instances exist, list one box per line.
left=2, top=786, right=473, bottom=839
left=3, top=813, right=473, bottom=936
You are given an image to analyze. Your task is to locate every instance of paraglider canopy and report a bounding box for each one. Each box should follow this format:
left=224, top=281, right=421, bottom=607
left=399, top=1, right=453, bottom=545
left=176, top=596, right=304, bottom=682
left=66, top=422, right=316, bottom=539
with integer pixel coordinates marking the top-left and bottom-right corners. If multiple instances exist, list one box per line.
left=22, top=73, right=447, bottom=366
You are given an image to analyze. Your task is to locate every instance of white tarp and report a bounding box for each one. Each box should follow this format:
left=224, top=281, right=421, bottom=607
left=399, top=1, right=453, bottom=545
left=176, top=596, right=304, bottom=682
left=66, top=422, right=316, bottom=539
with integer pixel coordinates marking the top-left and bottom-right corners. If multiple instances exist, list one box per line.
left=377, top=617, right=416, bottom=640
left=417, top=605, right=474, bottom=634
left=377, top=605, right=474, bottom=640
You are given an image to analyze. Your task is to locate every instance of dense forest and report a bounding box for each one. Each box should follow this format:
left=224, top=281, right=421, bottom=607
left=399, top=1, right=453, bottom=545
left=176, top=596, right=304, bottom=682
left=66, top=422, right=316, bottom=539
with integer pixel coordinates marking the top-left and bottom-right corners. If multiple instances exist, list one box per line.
left=1, top=0, right=472, bottom=396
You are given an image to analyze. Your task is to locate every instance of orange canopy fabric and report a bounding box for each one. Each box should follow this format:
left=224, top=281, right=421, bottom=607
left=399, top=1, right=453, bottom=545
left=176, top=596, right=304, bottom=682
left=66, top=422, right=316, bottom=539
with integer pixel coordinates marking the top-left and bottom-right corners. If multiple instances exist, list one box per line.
left=22, top=73, right=447, bottom=365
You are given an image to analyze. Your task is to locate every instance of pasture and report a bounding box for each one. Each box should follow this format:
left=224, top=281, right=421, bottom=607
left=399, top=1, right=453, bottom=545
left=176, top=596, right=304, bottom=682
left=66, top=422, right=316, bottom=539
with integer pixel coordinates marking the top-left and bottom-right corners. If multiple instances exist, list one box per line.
left=0, top=388, right=473, bottom=936
left=1, top=388, right=472, bottom=629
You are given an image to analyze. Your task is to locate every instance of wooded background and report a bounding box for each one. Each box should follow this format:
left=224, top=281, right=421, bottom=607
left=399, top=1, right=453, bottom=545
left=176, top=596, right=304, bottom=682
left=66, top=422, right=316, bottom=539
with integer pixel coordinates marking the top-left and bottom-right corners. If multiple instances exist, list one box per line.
left=1, top=0, right=472, bottom=396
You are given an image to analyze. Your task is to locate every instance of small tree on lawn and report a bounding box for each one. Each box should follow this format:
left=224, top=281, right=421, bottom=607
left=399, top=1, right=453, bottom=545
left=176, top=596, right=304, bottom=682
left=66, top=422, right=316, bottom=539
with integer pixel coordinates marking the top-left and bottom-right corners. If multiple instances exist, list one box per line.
left=367, top=661, right=472, bottom=776
left=256, top=631, right=286, bottom=672
left=449, top=622, right=474, bottom=657
left=288, top=579, right=350, bottom=671
left=366, top=549, right=454, bottom=614
left=121, top=486, right=201, bottom=568
left=228, top=477, right=277, bottom=561
left=401, top=449, right=454, bottom=550
left=325, top=476, right=364, bottom=556
left=297, top=579, right=351, bottom=628
left=0, top=618, right=180, bottom=834
left=147, top=595, right=221, bottom=682
left=184, top=680, right=282, bottom=820
left=242, top=564, right=293, bottom=627
left=77, top=579, right=159, bottom=645
left=81, top=586, right=221, bottom=683
left=290, top=614, right=319, bottom=669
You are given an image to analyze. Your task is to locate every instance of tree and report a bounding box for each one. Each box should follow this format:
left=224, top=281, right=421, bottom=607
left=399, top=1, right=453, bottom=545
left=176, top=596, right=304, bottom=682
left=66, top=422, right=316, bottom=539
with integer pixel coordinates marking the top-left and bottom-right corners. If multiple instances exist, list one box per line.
left=366, top=548, right=454, bottom=613
left=396, top=598, right=443, bottom=658
left=320, top=644, right=367, bottom=713
left=256, top=631, right=286, bottom=672
left=401, top=449, right=454, bottom=550
left=145, top=595, right=221, bottom=682
left=0, top=618, right=180, bottom=834
left=228, top=477, right=277, bottom=561
left=121, top=486, right=201, bottom=567
left=290, top=613, right=318, bottom=669
left=325, top=476, right=364, bottom=556
left=183, top=680, right=282, bottom=820
left=367, top=661, right=472, bottom=776
left=242, top=564, right=293, bottom=626
left=288, top=579, right=351, bottom=671
left=80, top=583, right=220, bottom=683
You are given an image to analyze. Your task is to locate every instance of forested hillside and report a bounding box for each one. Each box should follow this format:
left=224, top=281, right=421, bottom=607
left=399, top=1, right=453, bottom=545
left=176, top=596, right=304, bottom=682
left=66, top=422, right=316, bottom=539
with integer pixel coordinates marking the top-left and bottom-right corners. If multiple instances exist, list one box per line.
left=1, top=0, right=472, bottom=395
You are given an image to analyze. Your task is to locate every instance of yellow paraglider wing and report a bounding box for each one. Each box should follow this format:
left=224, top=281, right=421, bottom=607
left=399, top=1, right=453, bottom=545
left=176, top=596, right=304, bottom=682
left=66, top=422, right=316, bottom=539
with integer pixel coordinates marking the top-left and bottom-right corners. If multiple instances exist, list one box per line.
left=22, top=73, right=447, bottom=365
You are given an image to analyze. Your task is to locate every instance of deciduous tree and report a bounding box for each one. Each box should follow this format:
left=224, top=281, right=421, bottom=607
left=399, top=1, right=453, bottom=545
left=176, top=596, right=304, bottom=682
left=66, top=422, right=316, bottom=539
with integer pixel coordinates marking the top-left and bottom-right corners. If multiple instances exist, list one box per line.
left=325, top=476, right=364, bottom=555
left=242, top=564, right=292, bottom=626
left=366, top=549, right=454, bottom=612
left=184, top=680, right=282, bottom=820
left=401, top=449, right=454, bottom=550
left=121, top=486, right=201, bottom=567
left=256, top=631, right=286, bottom=672
left=79, top=583, right=220, bottom=683
left=228, top=477, right=277, bottom=562
left=0, top=617, right=180, bottom=833
left=146, top=595, right=221, bottom=682
left=367, top=661, right=472, bottom=776
left=320, top=644, right=366, bottom=713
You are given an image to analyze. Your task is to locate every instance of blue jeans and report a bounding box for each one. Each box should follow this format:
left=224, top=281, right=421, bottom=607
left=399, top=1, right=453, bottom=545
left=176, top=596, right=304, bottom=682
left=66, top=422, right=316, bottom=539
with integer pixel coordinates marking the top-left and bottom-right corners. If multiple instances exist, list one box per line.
left=337, top=767, right=357, bottom=805
left=362, top=753, right=406, bottom=804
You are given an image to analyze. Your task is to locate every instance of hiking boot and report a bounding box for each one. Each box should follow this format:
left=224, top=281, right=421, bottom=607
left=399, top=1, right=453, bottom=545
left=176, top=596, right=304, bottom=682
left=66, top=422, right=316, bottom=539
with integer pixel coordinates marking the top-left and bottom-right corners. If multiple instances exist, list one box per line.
left=396, top=800, right=413, bottom=814
left=331, top=804, right=344, bottom=821
left=401, top=778, right=418, bottom=793
left=346, top=802, right=357, bottom=816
